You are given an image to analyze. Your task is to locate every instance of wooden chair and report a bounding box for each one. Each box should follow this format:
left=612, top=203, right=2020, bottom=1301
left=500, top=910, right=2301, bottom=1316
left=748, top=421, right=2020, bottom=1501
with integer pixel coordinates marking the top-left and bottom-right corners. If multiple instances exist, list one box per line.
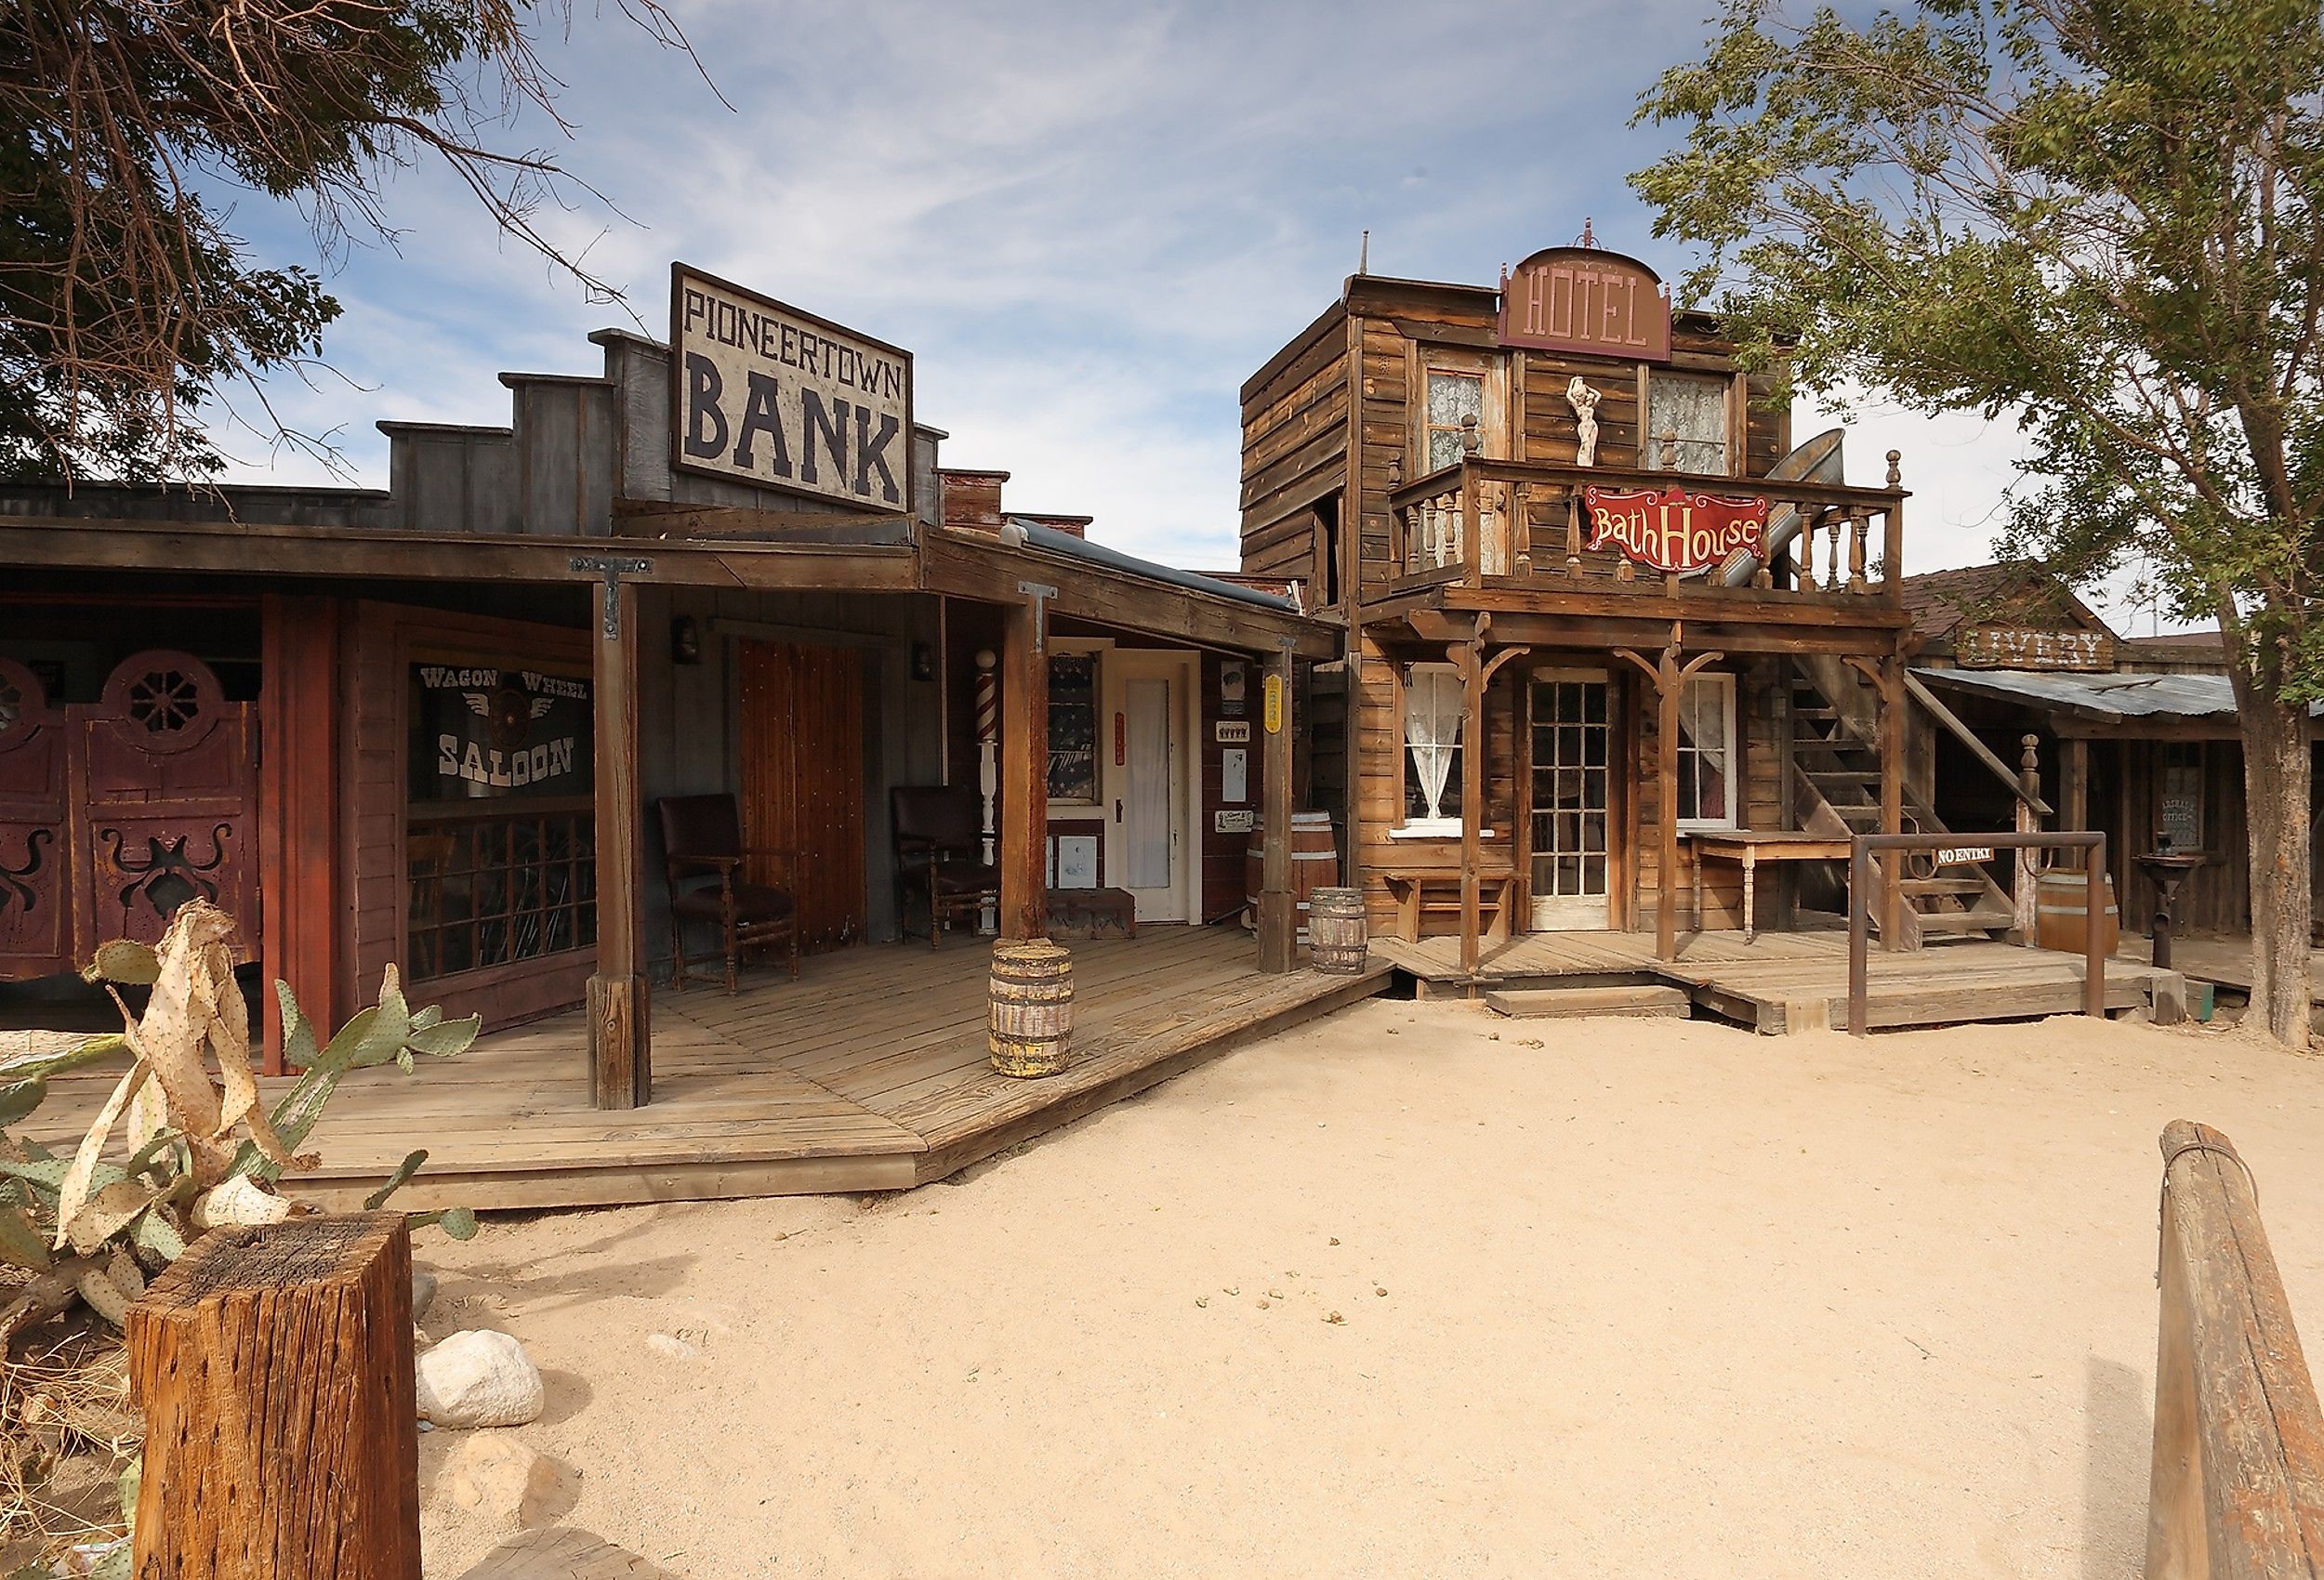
left=655, top=793, right=799, bottom=993
left=891, top=786, right=998, bottom=949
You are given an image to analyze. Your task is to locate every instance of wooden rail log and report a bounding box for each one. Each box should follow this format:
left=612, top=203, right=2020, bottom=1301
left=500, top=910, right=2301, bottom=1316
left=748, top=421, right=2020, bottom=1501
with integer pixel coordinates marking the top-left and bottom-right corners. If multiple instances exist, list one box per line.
left=2148, top=1121, right=2324, bottom=1579
left=127, top=1213, right=420, bottom=1580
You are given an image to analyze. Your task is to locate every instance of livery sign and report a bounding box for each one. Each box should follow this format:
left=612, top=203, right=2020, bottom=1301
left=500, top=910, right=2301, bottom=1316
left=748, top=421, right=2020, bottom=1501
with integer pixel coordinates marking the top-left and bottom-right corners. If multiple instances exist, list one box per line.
left=1582, top=485, right=1769, bottom=574
left=669, top=264, right=914, bottom=514
left=410, top=665, right=593, bottom=802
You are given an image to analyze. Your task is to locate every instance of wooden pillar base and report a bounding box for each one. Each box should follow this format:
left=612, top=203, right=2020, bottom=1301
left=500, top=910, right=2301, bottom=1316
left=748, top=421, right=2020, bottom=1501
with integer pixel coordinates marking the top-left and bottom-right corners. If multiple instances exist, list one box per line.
left=588, top=972, right=651, bottom=1110
left=1257, top=890, right=1297, bottom=974
left=128, top=1214, right=419, bottom=1580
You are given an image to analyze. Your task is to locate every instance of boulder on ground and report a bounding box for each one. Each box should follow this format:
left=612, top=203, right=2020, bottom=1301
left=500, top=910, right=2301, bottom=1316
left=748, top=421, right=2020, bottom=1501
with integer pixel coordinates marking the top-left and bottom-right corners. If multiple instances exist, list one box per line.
left=446, top=1433, right=577, bottom=1529
left=412, top=1268, right=439, bottom=1320
left=416, top=1329, right=544, bottom=1428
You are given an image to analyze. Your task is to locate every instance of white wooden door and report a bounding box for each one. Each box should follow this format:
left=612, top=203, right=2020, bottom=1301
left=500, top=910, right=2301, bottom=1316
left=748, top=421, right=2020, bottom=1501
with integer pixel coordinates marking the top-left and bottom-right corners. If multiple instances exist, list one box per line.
left=1529, top=670, right=1613, bottom=929
left=1104, top=654, right=1193, bottom=922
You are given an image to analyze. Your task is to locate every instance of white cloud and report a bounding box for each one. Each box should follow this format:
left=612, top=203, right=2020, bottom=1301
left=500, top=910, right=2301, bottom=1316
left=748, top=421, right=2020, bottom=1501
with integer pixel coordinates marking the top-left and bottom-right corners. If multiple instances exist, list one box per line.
left=202, top=0, right=2064, bottom=596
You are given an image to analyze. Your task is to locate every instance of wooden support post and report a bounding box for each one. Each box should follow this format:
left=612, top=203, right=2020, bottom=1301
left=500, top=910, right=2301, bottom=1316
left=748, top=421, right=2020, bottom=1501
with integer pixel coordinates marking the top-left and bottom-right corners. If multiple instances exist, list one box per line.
left=1618, top=637, right=1723, bottom=963
left=2015, top=734, right=2043, bottom=943
left=128, top=1215, right=419, bottom=1580
left=1259, top=642, right=1297, bottom=972
left=1457, top=639, right=1485, bottom=977
left=588, top=573, right=649, bottom=1110
left=997, top=590, right=1052, bottom=943
left=258, top=593, right=342, bottom=1073
left=1879, top=653, right=1906, bottom=949
left=2063, top=737, right=2090, bottom=834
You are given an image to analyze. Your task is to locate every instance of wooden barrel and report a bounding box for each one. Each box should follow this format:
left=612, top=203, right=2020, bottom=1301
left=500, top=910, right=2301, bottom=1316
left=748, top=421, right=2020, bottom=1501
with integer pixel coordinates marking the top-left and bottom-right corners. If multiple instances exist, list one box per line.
left=2035, top=869, right=2119, bottom=955
left=988, top=940, right=1074, bottom=1078
left=1307, top=888, right=1368, bottom=974
left=1245, top=812, right=1337, bottom=938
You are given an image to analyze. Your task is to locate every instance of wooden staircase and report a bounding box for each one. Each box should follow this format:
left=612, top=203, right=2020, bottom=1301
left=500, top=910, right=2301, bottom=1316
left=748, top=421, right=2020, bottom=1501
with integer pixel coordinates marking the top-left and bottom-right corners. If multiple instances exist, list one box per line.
left=1786, top=665, right=2016, bottom=945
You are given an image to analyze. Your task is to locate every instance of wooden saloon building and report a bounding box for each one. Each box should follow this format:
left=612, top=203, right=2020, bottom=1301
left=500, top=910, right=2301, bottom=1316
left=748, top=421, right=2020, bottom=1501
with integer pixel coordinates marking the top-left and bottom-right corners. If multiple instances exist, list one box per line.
left=1235, top=239, right=2012, bottom=975
left=0, top=266, right=1378, bottom=1205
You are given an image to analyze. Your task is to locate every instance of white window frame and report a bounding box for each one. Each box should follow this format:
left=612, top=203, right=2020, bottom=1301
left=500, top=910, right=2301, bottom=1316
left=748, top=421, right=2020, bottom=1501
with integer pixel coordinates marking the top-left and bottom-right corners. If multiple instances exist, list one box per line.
left=1673, top=672, right=1739, bottom=832
left=1044, top=638, right=1112, bottom=810
left=1393, top=662, right=1495, bottom=840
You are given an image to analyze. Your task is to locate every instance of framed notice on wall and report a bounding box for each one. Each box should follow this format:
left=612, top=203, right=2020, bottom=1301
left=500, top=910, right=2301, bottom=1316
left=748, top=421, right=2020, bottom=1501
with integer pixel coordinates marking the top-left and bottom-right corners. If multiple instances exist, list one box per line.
left=408, top=662, right=593, bottom=803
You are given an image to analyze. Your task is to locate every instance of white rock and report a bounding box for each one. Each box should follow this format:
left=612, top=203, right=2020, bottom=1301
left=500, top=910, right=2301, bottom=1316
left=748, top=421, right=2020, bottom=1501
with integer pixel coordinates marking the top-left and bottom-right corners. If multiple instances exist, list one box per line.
left=445, top=1434, right=575, bottom=1528
left=644, top=1332, right=700, bottom=1362
left=189, top=1175, right=291, bottom=1231
left=411, top=1268, right=439, bottom=1320
left=416, top=1330, right=543, bottom=1428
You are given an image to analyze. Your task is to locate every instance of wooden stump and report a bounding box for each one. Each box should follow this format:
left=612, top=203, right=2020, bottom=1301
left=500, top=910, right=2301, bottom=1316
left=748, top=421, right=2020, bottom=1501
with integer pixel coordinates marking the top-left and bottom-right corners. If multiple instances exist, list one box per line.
left=127, top=1213, right=419, bottom=1580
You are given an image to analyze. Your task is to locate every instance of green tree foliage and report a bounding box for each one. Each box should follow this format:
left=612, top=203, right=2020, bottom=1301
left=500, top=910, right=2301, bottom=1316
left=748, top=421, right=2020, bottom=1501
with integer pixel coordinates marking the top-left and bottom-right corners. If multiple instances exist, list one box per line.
left=0, top=0, right=691, bottom=481
left=1633, top=0, right=2324, bottom=1042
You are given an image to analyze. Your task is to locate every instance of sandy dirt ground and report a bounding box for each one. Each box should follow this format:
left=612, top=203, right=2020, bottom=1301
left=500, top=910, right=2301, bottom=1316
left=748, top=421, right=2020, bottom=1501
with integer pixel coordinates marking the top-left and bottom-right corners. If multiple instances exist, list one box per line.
left=410, top=997, right=2324, bottom=1580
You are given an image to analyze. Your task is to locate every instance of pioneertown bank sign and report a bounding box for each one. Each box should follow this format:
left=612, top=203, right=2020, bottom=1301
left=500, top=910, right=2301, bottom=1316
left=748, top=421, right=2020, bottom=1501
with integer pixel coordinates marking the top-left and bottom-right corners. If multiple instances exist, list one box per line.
left=669, top=263, right=915, bottom=513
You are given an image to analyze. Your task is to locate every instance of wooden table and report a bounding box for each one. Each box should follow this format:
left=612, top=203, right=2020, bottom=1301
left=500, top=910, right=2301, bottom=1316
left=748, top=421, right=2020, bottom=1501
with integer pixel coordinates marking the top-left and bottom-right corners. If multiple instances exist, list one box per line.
left=1684, top=831, right=1855, bottom=941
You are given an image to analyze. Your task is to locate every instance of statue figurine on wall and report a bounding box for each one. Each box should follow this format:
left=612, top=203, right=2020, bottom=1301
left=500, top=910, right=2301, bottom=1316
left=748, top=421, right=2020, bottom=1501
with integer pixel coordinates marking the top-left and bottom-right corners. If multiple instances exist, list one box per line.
left=1565, top=376, right=1602, bottom=467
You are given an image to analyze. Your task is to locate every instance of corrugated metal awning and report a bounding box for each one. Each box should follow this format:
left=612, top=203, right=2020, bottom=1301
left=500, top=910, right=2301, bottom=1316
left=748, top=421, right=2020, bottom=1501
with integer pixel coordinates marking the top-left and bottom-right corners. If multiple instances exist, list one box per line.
left=1913, top=665, right=2319, bottom=725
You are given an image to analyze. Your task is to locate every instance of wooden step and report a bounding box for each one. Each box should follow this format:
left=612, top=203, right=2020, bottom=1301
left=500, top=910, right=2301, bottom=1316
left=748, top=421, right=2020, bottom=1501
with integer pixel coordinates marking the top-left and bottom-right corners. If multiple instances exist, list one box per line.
left=1485, top=985, right=1692, bottom=1020
left=1899, top=877, right=1987, bottom=897
left=1807, top=769, right=1878, bottom=785
left=1911, top=908, right=2015, bottom=933
left=1832, top=803, right=1883, bottom=823
left=1791, top=704, right=1841, bottom=720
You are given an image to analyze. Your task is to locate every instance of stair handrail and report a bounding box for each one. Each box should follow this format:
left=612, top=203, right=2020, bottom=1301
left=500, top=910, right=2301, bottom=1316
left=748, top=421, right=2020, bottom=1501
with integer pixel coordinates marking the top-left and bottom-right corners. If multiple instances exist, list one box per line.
left=1846, top=829, right=2106, bottom=1034
left=1902, top=670, right=2053, bottom=818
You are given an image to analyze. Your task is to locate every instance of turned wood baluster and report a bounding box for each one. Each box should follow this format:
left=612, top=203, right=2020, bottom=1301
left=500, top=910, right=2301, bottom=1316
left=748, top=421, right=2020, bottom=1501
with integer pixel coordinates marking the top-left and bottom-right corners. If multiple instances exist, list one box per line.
left=1848, top=514, right=1868, bottom=593
left=1824, top=511, right=1843, bottom=592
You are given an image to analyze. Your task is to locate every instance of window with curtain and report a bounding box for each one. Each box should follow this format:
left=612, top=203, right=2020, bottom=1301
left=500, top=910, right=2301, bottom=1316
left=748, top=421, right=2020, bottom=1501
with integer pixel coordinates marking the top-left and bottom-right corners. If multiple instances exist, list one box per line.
left=1674, top=673, right=1737, bottom=828
left=1645, top=372, right=1731, bottom=474
left=1401, top=664, right=1465, bottom=832
left=1425, top=370, right=1485, bottom=473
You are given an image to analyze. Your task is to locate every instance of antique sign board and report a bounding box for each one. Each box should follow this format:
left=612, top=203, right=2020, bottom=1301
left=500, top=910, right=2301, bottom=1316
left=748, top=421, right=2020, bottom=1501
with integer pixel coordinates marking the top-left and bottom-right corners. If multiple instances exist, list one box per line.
left=1499, top=246, right=1672, bottom=362
left=1583, top=484, right=1768, bottom=575
left=668, top=264, right=915, bottom=515
left=410, top=664, right=594, bottom=801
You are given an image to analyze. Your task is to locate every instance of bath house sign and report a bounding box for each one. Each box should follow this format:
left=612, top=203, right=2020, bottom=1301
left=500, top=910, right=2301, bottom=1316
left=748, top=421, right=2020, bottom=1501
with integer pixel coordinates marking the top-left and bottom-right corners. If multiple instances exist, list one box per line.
left=1583, top=484, right=1769, bottom=574
left=669, top=263, right=916, bottom=514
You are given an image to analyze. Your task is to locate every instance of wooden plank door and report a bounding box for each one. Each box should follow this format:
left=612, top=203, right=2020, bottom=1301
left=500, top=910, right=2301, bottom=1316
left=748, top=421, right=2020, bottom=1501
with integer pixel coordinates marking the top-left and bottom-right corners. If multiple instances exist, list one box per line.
left=738, top=640, right=865, bottom=952
left=0, top=657, right=73, bottom=977
left=69, top=651, right=258, bottom=960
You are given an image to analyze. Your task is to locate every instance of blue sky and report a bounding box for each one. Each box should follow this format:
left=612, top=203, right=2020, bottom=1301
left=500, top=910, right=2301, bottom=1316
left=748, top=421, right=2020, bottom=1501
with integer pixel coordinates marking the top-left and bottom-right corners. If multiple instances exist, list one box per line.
left=210, top=0, right=2163, bottom=626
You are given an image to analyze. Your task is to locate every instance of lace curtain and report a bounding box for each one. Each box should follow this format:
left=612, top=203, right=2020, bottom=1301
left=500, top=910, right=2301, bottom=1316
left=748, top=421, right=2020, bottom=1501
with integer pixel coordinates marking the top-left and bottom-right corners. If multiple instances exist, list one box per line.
left=1404, top=666, right=1464, bottom=822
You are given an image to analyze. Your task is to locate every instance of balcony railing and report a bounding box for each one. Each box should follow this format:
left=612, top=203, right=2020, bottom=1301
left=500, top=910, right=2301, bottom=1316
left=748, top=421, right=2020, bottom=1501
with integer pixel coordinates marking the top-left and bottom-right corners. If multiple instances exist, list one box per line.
left=1382, top=455, right=1905, bottom=603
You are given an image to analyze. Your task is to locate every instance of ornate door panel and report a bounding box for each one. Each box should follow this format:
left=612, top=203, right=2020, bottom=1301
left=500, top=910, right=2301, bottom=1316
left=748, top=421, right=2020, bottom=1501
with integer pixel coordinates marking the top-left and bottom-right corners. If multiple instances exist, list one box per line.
left=68, top=652, right=258, bottom=958
left=0, top=658, right=73, bottom=976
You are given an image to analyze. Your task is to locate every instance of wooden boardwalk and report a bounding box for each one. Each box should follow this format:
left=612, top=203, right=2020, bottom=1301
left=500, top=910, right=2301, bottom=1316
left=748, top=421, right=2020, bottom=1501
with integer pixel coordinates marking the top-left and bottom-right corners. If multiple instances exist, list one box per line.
left=31, top=927, right=1388, bottom=1211
left=1374, top=928, right=2179, bottom=1034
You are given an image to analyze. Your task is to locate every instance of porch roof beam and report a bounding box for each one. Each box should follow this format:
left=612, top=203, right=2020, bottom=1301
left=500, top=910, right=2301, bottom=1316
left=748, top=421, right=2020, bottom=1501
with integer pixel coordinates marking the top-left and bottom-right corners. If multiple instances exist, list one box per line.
left=919, top=527, right=1334, bottom=659
left=1397, top=608, right=1902, bottom=656
left=0, top=514, right=921, bottom=592
left=1362, top=587, right=1912, bottom=636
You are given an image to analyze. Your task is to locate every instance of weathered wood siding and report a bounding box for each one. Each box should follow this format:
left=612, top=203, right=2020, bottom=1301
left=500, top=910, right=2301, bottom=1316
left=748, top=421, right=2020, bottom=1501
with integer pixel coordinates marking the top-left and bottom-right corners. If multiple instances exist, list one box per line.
left=1237, top=305, right=1349, bottom=597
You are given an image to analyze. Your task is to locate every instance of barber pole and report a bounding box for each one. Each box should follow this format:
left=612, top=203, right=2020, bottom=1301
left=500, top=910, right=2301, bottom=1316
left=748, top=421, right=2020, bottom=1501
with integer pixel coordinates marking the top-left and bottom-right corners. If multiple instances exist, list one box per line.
left=975, top=650, right=998, bottom=934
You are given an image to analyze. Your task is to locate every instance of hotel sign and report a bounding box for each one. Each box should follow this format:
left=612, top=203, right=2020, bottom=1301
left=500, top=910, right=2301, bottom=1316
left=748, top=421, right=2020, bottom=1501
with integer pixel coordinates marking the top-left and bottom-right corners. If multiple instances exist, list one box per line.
left=1583, top=485, right=1768, bottom=574
left=669, top=264, right=914, bottom=514
left=1499, top=247, right=1672, bottom=362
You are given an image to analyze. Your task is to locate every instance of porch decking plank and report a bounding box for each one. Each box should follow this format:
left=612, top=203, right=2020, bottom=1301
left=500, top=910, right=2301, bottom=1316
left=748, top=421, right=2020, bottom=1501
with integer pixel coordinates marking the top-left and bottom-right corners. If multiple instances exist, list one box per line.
left=21, top=926, right=1386, bottom=1210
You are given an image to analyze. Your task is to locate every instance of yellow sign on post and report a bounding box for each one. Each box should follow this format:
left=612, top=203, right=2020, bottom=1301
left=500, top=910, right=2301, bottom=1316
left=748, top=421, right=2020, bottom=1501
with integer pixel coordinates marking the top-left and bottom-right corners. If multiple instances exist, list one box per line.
left=1262, top=673, right=1284, bottom=734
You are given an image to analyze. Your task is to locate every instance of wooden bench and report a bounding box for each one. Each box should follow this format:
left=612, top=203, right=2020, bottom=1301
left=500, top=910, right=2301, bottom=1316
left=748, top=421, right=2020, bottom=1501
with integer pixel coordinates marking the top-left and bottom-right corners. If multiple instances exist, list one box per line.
left=1047, top=886, right=1137, bottom=940
left=1378, top=863, right=1519, bottom=941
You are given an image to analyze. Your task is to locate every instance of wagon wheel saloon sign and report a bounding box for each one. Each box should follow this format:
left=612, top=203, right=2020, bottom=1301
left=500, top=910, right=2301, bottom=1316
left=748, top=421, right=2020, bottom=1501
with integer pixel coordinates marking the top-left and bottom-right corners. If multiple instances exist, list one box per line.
left=1582, top=484, right=1769, bottom=574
